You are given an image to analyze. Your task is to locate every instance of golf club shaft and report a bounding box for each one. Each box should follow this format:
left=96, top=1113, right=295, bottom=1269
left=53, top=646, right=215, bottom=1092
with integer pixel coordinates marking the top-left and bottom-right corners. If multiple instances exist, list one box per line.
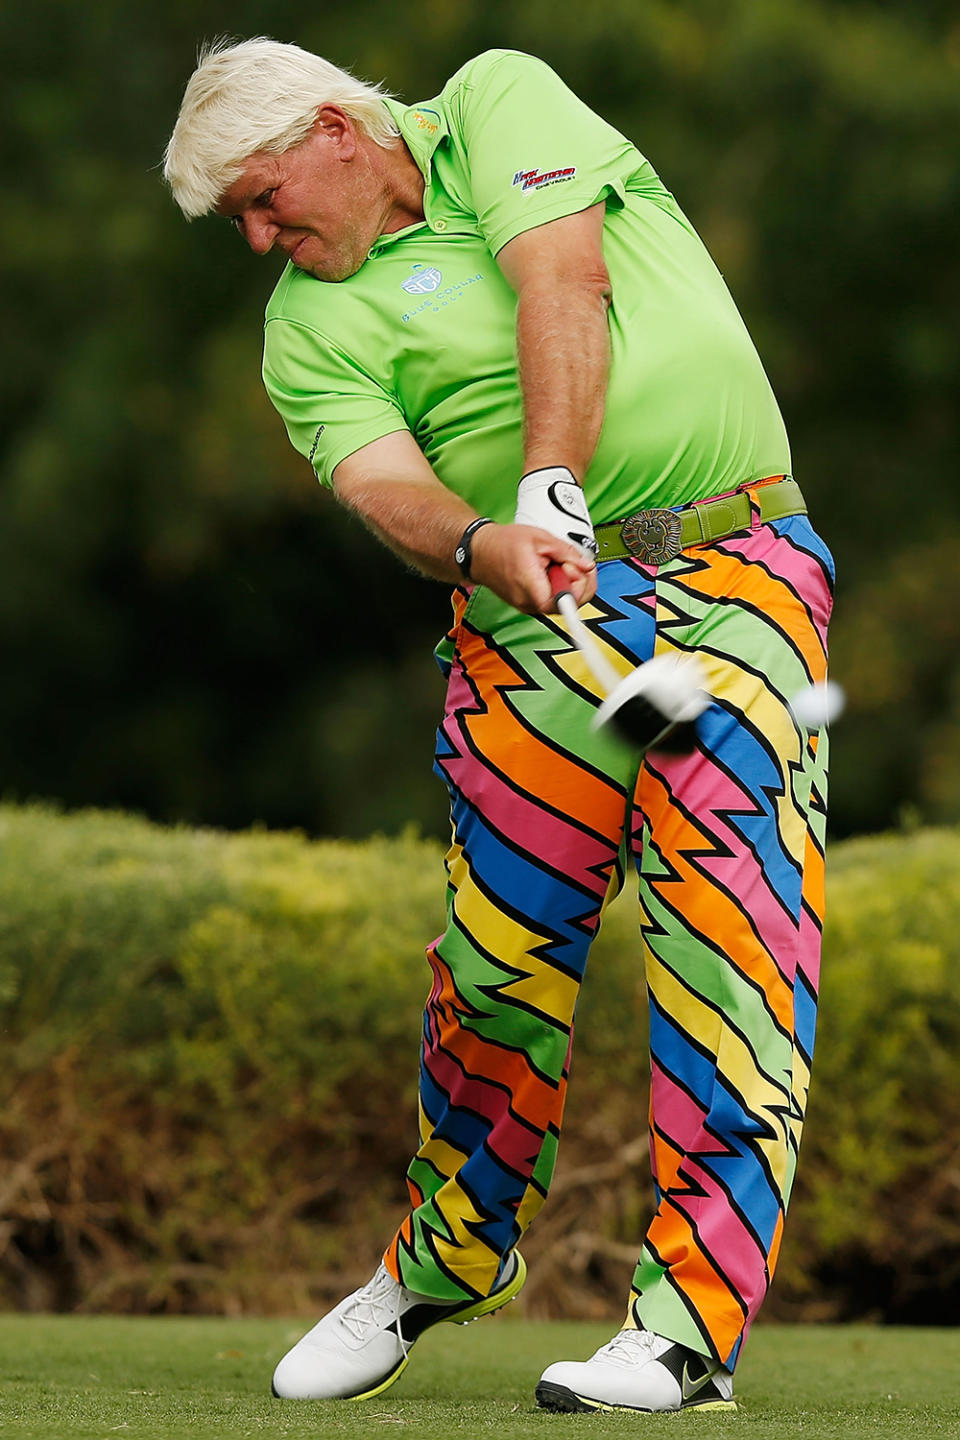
left=548, top=566, right=623, bottom=695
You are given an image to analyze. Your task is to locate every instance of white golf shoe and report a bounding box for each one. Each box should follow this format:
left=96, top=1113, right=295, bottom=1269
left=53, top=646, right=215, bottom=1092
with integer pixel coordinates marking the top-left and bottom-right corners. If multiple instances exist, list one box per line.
left=536, top=1326, right=736, bottom=1413
left=272, top=1250, right=526, bottom=1400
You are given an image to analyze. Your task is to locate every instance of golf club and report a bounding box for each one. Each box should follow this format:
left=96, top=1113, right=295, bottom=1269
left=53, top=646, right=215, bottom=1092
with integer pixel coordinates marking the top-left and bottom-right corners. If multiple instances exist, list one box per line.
left=548, top=564, right=709, bottom=752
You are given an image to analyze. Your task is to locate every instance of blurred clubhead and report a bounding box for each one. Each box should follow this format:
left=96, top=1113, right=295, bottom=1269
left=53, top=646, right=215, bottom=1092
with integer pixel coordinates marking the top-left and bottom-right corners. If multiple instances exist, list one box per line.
left=592, top=654, right=709, bottom=752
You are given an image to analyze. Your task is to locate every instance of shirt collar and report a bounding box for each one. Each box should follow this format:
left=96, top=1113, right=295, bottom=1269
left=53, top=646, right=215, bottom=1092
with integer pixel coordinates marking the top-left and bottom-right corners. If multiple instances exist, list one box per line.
left=365, top=99, right=450, bottom=256
left=383, top=97, right=448, bottom=180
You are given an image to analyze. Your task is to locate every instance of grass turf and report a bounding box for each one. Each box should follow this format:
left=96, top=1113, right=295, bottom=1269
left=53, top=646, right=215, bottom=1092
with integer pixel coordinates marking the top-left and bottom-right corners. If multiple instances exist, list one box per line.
left=3, top=1315, right=960, bottom=1439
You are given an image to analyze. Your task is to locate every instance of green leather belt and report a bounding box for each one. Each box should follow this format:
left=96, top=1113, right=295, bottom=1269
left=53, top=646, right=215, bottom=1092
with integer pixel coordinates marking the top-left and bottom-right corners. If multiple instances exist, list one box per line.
left=594, top=476, right=806, bottom=564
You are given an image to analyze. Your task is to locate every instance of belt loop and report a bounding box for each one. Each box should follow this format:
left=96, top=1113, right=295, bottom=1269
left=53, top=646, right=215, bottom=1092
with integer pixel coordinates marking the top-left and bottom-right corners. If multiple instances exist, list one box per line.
left=739, top=473, right=784, bottom=530
left=738, top=480, right=764, bottom=531
left=689, top=498, right=709, bottom=544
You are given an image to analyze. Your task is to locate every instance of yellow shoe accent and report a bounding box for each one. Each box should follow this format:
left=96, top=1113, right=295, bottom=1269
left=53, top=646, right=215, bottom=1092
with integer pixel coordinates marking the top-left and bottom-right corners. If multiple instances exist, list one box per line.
left=348, top=1356, right=409, bottom=1402
left=346, top=1252, right=525, bottom=1402
left=443, top=1252, right=527, bottom=1326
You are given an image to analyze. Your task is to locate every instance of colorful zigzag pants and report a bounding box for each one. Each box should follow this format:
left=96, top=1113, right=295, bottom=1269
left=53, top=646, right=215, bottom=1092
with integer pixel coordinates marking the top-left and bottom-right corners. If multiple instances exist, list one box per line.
left=383, top=512, right=833, bottom=1368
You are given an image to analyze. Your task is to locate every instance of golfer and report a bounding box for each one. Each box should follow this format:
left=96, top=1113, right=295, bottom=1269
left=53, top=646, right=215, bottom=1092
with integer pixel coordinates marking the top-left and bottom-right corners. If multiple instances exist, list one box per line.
left=165, top=39, right=833, bottom=1414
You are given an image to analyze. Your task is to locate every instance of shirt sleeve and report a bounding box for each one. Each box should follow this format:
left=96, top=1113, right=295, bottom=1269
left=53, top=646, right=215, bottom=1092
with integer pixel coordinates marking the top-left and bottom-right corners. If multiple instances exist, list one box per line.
left=262, top=317, right=409, bottom=488
left=446, top=50, right=645, bottom=255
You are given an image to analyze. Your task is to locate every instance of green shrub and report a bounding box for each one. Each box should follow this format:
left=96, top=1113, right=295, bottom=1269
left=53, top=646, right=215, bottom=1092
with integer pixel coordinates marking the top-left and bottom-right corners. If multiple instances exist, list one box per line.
left=780, top=826, right=960, bottom=1322
left=1, top=804, right=959, bottom=1321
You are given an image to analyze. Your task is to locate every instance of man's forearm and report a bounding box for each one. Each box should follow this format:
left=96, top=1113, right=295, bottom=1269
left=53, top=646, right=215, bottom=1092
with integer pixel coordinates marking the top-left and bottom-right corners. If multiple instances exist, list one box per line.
left=496, top=202, right=613, bottom=484
left=515, top=277, right=611, bottom=482
left=332, top=431, right=597, bottom=615
left=334, top=468, right=476, bottom=584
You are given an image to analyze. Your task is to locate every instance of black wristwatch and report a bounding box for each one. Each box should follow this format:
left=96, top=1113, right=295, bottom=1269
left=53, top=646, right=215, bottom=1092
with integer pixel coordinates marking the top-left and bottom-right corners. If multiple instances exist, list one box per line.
left=454, top=516, right=496, bottom=581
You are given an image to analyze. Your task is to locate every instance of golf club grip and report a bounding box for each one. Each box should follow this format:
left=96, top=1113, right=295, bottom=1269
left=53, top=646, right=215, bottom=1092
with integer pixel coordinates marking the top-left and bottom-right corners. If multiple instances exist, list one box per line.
left=547, top=563, right=572, bottom=601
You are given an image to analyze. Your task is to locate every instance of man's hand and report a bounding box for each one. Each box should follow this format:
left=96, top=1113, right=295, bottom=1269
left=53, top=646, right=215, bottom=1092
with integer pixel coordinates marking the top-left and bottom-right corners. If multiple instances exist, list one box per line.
left=469, top=522, right=596, bottom=614
left=514, top=466, right=599, bottom=560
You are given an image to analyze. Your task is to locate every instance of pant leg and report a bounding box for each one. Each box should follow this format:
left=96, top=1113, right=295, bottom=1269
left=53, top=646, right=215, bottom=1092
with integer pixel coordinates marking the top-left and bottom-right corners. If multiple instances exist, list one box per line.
left=384, top=578, right=645, bottom=1302
left=625, top=515, right=834, bottom=1367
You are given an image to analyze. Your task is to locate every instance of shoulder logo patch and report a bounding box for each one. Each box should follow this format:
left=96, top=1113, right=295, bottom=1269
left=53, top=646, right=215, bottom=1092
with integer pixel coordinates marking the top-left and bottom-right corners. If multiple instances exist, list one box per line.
left=512, top=165, right=577, bottom=192
left=410, top=108, right=440, bottom=136
left=401, top=264, right=443, bottom=294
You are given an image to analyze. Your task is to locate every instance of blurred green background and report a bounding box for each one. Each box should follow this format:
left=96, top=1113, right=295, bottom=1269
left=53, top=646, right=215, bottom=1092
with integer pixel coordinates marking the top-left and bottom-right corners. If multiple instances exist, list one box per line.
left=2, top=0, right=959, bottom=840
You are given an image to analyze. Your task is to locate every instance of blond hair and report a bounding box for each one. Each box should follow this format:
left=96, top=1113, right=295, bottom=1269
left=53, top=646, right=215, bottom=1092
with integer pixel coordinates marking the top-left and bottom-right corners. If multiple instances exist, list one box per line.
left=164, top=36, right=400, bottom=218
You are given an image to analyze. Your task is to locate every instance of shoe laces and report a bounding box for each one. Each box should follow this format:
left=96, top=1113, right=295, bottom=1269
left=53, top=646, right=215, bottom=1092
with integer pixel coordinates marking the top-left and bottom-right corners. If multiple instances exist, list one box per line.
left=341, top=1265, right=410, bottom=1354
left=591, top=1328, right=659, bottom=1366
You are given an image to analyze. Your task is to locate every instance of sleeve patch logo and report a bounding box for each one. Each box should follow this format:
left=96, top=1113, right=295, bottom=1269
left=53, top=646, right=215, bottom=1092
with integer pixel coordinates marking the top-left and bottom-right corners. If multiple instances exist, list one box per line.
left=512, top=165, right=577, bottom=192
left=307, top=423, right=326, bottom=463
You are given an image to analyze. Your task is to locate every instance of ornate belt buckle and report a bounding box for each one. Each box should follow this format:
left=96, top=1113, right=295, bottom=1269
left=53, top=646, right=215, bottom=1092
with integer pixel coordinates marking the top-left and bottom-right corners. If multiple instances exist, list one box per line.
left=620, top=508, right=683, bottom=564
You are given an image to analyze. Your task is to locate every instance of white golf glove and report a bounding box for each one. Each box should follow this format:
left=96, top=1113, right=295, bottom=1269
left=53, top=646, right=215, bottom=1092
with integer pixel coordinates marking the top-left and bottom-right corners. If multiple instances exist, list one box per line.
left=514, top=467, right=599, bottom=559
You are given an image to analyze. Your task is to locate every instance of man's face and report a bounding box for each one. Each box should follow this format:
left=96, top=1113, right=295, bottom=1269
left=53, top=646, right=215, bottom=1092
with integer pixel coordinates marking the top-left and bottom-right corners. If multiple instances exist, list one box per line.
left=217, top=108, right=389, bottom=282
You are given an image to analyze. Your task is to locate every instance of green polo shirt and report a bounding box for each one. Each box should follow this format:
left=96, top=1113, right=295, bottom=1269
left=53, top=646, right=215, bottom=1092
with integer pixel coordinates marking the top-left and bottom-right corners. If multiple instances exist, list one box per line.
left=262, top=49, right=790, bottom=521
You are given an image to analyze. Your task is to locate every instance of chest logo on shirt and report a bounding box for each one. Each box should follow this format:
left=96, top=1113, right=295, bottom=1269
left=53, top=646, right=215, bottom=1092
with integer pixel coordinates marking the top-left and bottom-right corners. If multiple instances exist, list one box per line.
left=401, top=264, right=443, bottom=295
left=400, top=269, right=486, bottom=324
left=512, top=165, right=577, bottom=192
